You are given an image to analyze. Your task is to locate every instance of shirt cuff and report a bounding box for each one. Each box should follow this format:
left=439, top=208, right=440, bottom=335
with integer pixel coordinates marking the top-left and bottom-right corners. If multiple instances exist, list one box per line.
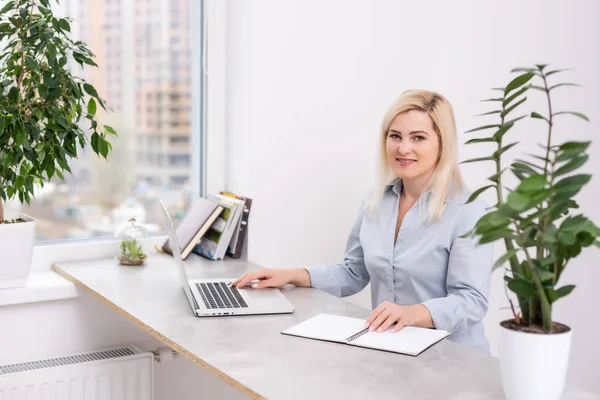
left=304, top=266, right=341, bottom=297
left=421, top=297, right=459, bottom=333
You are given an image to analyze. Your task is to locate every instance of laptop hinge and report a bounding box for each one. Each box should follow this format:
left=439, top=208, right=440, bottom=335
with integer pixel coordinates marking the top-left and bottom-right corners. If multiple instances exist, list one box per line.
left=189, top=285, right=201, bottom=310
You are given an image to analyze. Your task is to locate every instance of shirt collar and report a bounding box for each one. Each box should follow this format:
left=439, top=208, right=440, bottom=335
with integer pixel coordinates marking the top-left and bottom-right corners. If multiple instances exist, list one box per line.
left=385, top=178, right=450, bottom=204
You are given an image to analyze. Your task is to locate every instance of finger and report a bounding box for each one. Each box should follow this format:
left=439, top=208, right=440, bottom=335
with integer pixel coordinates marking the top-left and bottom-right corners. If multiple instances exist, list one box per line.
left=235, top=271, right=265, bottom=288
left=369, top=310, right=391, bottom=332
left=253, top=278, right=276, bottom=289
left=231, top=273, right=249, bottom=287
left=391, top=320, right=406, bottom=333
left=377, top=314, right=398, bottom=333
left=365, top=304, right=386, bottom=327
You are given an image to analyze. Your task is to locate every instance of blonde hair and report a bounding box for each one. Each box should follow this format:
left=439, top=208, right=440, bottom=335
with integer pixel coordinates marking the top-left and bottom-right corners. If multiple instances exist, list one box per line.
left=366, top=89, right=465, bottom=224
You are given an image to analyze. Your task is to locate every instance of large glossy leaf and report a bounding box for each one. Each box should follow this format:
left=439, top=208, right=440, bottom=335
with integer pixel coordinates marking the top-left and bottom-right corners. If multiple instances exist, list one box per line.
left=507, top=278, right=538, bottom=299
left=555, top=155, right=588, bottom=176
left=476, top=210, right=512, bottom=232
left=501, top=97, right=527, bottom=119
left=515, top=158, right=544, bottom=171
left=505, top=72, right=535, bottom=95
left=83, top=83, right=99, bottom=98
left=558, top=141, right=590, bottom=152
left=503, top=87, right=528, bottom=107
left=554, top=174, right=591, bottom=195
left=479, top=228, right=515, bottom=244
left=511, top=162, right=538, bottom=176
left=536, top=267, right=554, bottom=282
left=0, top=1, right=15, bottom=15
left=87, top=98, right=96, bottom=115
left=492, top=123, right=515, bottom=141
left=556, top=141, right=590, bottom=162
left=515, top=174, right=547, bottom=193
left=104, top=125, right=118, bottom=136
left=557, top=231, right=577, bottom=245
left=547, top=285, right=575, bottom=303
left=507, top=192, right=531, bottom=212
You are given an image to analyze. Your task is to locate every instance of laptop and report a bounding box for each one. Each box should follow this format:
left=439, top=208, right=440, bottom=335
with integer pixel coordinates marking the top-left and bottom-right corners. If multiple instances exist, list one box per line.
left=160, top=200, right=295, bottom=317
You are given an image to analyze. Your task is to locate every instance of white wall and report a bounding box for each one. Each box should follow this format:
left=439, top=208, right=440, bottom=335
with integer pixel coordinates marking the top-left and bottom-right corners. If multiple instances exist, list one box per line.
left=223, top=0, right=600, bottom=394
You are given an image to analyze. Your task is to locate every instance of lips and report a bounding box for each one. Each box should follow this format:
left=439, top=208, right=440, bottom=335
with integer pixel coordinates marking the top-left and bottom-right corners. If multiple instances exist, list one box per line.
left=396, top=157, right=417, bottom=166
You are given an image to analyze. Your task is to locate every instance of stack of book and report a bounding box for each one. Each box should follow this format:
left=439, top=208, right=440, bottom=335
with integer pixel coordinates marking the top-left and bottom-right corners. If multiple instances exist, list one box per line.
left=161, top=192, right=252, bottom=261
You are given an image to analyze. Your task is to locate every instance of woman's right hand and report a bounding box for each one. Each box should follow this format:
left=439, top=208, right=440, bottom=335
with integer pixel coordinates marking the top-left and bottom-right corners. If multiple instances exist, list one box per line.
left=232, top=268, right=311, bottom=289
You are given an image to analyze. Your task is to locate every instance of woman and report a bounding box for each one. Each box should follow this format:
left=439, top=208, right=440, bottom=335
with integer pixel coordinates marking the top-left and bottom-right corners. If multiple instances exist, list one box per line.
left=233, top=90, right=493, bottom=354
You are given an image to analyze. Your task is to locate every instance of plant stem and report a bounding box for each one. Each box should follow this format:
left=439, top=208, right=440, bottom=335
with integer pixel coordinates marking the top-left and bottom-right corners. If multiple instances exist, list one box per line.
left=529, top=301, right=535, bottom=326
left=497, top=99, right=529, bottom=323
left=513, top=222, right=553, bottom=331
left=542, top=74, right=554, bottom=175
left=0, top=197, right=4, bottom=222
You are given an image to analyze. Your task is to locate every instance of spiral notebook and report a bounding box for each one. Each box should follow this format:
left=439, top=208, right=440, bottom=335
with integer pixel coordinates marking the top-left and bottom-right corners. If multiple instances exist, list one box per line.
left=281, top=313, right=450, bottom=356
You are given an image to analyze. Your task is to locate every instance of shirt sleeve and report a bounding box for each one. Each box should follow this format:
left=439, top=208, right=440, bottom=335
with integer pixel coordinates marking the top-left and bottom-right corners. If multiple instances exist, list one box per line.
left=421, top=199, right=493, bottom=333
left=305, top=200, right=370, bottom=297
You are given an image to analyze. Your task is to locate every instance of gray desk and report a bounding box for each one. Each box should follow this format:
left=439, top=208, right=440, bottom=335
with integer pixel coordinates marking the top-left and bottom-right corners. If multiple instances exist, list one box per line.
left=52, top=255, right=597, bottom=400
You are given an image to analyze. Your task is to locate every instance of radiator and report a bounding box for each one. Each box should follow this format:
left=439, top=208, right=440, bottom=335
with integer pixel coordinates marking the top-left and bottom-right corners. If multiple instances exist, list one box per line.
left=0, top=347, right=154, bottom=400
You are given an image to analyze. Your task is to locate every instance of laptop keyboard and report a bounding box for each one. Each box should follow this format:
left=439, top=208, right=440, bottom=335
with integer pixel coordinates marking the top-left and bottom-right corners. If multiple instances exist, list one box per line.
left=196, top=282, right=249, bottom=310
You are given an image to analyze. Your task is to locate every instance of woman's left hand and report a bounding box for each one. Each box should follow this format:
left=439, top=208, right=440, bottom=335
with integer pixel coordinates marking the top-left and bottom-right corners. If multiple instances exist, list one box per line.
left=365, top=301, right=433, bottom=333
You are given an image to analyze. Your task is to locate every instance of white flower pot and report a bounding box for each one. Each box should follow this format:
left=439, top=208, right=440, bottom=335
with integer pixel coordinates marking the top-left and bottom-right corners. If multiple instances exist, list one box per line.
left=499, top=320, right=572, bottom=400
left=0, top=213, right=36, bottom=289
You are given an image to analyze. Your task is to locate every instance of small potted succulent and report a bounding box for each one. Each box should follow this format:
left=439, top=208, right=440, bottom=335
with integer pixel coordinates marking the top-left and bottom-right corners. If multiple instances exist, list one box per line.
left=115, top=218, right=148, bottom=266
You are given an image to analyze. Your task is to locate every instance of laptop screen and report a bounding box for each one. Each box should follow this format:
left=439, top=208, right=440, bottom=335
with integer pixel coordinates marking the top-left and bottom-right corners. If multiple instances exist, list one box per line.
left=160, top=200, right=198, bottom=313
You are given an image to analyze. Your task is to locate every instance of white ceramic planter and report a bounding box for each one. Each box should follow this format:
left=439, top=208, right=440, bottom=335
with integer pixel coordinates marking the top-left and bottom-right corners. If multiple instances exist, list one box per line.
left=499, top=321, right=572, bottom=400
left=0, top=213, right=36, bottom=289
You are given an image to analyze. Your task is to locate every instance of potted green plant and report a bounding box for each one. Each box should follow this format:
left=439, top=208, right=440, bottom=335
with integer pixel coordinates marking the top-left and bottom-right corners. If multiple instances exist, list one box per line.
left=0, top=0, right=116, bottom=288
left=464, top=64, right=600, bottom=400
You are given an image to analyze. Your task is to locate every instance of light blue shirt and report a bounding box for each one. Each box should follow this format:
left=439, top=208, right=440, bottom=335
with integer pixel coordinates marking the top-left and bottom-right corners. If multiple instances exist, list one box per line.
left=306, top=179, right=493, bottom=354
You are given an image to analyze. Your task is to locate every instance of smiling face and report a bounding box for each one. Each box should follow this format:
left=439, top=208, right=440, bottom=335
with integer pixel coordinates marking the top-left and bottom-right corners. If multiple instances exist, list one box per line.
left=385, top=109, right=441, bottom=183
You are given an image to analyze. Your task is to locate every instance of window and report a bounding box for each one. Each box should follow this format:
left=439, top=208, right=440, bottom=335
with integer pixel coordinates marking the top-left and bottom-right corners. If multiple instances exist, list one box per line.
left=6, top=0, right=205, bottom=241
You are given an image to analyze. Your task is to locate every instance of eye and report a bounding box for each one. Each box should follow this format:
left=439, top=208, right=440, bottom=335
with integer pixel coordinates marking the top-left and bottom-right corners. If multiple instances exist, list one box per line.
left=388, top=132, right=401, bottom=140
left=414, top=135, right=426, bottom=141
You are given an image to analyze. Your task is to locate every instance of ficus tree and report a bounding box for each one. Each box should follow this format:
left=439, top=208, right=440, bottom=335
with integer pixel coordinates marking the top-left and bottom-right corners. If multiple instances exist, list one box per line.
left=0, top=0, right=116, bottom=222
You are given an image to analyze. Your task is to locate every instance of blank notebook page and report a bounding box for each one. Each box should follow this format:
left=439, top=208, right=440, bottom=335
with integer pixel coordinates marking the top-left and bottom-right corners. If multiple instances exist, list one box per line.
left=350, top=326, right=449, bottom=356
left=282, top=313, right=366, bottom=343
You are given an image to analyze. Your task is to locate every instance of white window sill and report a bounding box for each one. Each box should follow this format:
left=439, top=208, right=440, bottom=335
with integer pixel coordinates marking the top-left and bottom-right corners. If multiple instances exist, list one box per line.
left=0, top=271, right=78, bottom=307
left=0, top=236, right=166, bottom=307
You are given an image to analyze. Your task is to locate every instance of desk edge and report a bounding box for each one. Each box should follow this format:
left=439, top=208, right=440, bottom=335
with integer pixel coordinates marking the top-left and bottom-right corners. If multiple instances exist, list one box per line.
left=51, top=263, right=266, bottom=400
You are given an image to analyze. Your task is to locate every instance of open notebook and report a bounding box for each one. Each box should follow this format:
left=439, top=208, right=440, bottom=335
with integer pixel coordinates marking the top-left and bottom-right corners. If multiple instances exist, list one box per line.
left=282, top=313, right=450, bottom=356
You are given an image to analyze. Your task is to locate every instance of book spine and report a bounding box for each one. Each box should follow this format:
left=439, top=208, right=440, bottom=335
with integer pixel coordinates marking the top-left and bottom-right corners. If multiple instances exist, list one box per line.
left=229, top=198, right=252, bottom=259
